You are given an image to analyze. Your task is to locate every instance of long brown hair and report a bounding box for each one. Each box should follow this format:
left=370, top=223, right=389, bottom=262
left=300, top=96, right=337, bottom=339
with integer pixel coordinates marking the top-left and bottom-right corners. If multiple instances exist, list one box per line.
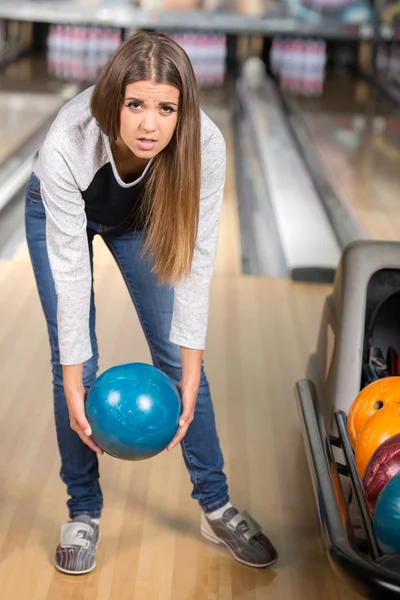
left=91, top=31, right=201, bottom=285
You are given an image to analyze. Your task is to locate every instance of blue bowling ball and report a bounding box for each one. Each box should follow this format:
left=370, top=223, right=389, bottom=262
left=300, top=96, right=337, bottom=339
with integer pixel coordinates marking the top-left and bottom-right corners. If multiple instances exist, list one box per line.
left=373, top=472, right=400, bottom=554
left=85, top=362, right=182, bottom=461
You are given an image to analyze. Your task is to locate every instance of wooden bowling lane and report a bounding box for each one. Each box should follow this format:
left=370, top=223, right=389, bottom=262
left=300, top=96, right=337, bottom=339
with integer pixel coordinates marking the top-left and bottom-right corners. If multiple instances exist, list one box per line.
left=0, top=102, right=362, bottom=599
left=0, top=54, right=84, bottom=258
left=0, top=90, right=66, bottom=163
left=293, top=72, right=400, bottom=242
left=0, top=54, right=79, bottom=164
left=0, top=52, right=69, bottom=93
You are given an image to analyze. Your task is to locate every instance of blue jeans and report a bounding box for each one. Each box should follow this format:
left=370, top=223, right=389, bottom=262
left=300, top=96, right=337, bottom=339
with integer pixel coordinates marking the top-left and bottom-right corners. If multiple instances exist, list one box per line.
left=25, top=172, right=229, bottom=519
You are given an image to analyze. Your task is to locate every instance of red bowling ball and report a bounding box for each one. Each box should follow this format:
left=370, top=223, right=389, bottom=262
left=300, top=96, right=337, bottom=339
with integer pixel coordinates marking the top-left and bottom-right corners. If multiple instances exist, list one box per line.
left=363, top=433, right=400, bottom=511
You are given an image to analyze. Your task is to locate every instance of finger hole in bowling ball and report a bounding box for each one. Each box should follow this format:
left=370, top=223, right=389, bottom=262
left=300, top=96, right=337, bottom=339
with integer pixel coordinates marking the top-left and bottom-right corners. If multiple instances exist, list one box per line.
left=374, top=400, right=384, bottom=410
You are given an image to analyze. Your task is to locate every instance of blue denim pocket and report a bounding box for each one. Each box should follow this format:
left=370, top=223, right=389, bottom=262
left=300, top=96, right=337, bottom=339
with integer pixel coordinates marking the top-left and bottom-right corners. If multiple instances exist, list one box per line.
left=27, top=172, right=42, bottom=202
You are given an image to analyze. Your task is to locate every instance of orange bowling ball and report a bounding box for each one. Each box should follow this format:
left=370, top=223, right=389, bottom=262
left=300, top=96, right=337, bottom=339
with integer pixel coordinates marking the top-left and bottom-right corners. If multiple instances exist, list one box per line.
left=355, top=400, right=400, bottom=477
left=347, top=377, right=400, bottom=448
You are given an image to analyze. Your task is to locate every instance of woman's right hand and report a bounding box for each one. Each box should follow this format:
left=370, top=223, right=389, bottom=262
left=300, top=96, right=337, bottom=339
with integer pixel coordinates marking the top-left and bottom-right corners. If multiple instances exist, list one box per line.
left=63, top=365, right=103, bottom=455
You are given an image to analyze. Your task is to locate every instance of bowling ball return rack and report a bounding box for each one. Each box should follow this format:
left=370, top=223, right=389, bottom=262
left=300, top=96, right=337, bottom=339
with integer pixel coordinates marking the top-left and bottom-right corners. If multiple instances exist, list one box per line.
left=297, top=379, right=400, bottom=599
left=295, top=240, right=400, bottom=599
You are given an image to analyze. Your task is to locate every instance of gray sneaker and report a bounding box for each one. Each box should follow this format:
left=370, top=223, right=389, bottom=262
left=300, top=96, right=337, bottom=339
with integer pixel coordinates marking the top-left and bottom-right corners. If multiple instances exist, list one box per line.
left=201, top=507, right=278, bottom=568
left=55, top=515, right=100, bottom=575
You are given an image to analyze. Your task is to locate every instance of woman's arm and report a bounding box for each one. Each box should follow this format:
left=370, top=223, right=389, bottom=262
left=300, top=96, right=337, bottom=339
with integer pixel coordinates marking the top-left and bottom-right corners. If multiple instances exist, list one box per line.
left=38, top=143, right=93, bottom=366
left=167, top=119, right=227, bottom=450
left=63, top=365, right=103, bottom=454
left=167, top=346, right=202, bottom=451
left=169, top=121, right=226, bottom=351
left=180, top=346, right=202, bottom=389
left=37, top=140, right=98, bottom=449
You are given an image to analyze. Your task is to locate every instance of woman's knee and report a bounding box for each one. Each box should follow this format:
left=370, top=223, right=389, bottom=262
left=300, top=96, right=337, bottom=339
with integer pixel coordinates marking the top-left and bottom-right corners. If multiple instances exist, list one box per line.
left=153, top=343, right=208, bottom=387
left=51, top=351, right=99, bottom=389
left=152, top=342, right=182, bottom=383
left=83, top=353, right=99, bottom=390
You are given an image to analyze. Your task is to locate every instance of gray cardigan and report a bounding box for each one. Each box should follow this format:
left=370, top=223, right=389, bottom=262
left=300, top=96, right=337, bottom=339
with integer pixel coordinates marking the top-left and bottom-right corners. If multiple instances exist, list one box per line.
left=32, top=86, right=226, bottom=365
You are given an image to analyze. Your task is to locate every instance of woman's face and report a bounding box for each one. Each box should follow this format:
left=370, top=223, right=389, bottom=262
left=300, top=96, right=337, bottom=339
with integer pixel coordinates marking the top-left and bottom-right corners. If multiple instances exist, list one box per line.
left=119, top=80, right=180, bottom=159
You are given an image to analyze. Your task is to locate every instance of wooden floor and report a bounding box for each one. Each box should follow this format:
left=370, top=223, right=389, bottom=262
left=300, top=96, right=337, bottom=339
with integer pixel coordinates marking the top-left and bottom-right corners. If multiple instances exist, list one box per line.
left=0, top=108, right=363, bottom=599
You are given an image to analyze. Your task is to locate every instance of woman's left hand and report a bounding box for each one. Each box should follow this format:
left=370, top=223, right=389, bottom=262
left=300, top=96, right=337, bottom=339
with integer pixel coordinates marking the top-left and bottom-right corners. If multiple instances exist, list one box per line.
left=167, top=381, right=198, bottom=451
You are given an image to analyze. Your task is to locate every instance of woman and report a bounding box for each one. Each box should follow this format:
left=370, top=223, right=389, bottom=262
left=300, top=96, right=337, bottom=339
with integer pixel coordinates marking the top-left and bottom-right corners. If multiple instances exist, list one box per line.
left=25, top=31, right=277, bottom=574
